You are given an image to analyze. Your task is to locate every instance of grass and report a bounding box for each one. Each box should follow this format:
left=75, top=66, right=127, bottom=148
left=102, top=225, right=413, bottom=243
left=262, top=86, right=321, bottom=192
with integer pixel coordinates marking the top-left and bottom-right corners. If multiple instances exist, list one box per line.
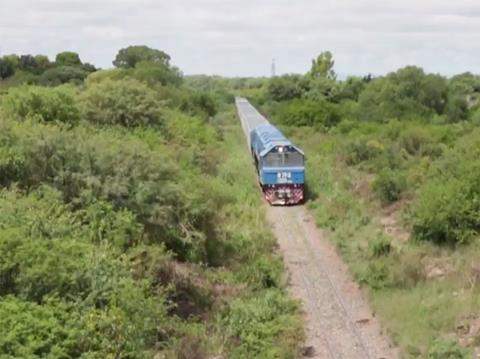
left=373, top=282, right=480, bottom=357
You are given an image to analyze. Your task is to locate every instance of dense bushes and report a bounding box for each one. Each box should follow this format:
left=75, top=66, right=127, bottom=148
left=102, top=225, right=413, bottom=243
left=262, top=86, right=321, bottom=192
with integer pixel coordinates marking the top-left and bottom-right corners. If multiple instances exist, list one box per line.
left=373, top=169, right=406, bottom=204
left=273, top=99, right=340, bottom=129
left=265, top=65, right=473, bottom=130
left=80, top=79, right=164, bottom=127
left=2, top=85, right=80, bottom=124
left=267, top=75, right=304, bottom=102
left=0, top=119, right=227, bottom=262
left=0, top=52, right=96, bottom=87
left=344, top=138, right=384, bottom=166
left=410, top=135, right=480, bottom=244
left=38, top=66, right=90, bottom=86
left=427, top=339, right=471, bottom=358
left=0, top=49, right=303, bottom=357
left=0, top=289, right=168, bottom=358
left=133, top=61, right=183, bottom=87
left=226, top=290, right=302, bottom=358
left=356, top=67, right=450, bottom=122
left=0, top=187, right=168, bottom=357
left=0, top=297, right=83, bottom=358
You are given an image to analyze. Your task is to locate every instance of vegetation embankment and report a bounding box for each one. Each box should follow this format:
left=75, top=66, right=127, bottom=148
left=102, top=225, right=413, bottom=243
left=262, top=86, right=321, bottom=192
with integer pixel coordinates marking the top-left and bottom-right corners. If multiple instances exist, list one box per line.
left=0, top=46, right=303, bottom=358
left=220, top=52, right=480, bottom=358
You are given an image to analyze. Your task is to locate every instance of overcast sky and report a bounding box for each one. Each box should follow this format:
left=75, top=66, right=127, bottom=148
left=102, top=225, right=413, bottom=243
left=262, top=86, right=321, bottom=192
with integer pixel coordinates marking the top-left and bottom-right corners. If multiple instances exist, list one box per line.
left=1, top=0, right=480, bottom=77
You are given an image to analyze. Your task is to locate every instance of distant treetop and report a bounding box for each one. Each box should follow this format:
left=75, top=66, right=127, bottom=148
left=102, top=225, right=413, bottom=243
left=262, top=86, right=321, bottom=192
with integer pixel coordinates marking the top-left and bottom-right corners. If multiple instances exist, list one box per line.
left=309, top=51, right=336, bottom=80
left=55, top=51, right=82, bottom=67
left=113, top=45, right=171, bottom=69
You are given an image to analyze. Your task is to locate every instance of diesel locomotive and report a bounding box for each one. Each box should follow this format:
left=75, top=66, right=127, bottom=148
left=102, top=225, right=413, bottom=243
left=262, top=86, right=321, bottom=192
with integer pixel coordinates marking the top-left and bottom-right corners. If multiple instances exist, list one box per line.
left=236, top=97, right=305, bottom=205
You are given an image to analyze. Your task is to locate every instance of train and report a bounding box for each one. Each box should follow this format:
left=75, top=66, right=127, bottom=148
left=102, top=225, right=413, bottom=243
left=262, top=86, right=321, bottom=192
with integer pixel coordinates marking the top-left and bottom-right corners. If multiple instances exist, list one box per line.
left=236, top=97, right=305, bottom=205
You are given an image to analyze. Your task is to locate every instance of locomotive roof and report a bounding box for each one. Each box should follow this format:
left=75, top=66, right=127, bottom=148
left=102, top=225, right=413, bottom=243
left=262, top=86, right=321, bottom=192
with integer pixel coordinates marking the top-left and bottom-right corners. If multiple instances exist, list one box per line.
left=253, top=124, right=304, bottom=157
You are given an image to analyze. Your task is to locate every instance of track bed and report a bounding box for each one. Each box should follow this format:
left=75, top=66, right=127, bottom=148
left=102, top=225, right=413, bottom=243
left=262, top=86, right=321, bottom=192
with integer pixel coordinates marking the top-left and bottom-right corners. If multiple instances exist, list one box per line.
left=267, top=206, right=398, bottom=359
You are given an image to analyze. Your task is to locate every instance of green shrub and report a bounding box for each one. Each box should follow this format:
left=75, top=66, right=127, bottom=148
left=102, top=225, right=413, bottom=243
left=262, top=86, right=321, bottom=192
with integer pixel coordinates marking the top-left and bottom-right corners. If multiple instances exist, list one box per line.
left=410, top=178, right=480, bottom=244
left=80, top=78, right=164, bottom=127
left=344, top=139, right=384, bottom=165
left=38, top=66, right=89, bottom=86
left=359, top=260, right=390, bottom=290
left=133, top=60, right=183, bottom=87
left=356, top=66, right=448, bottom=122
left=274, top=98, right=340, bottom=129
left=267, top=74, right=303, bottom=102
left=409, top=130, right=480, bottom=243
left=371, top=146, right=404, bottom=172
left=0, top=297, right=82, bottom=358
left=400, top=128, right=432, bottom=156
left=225, top=290, right=302, bottom=358
left=427, top=338, right=470, bottom=358
left=445, top=95, right=469, bottom=123
left=369, top=234, right=392, bottom=257
left=399, top=127, right=444, bottom=158
left=373, top=169, right=406, bottom=204
left=0, top=147, right=26, bottom=186
left=2, top=85, right=80, bottom=124
left=237, top=256, right=283, bottom=290
left=85, top=68, right=130, bottom=84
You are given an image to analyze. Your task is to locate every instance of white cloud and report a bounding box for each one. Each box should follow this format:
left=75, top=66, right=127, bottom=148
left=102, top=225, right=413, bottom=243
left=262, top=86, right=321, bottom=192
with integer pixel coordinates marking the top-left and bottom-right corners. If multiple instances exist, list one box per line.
left=1, top=0, right=480, bottom=76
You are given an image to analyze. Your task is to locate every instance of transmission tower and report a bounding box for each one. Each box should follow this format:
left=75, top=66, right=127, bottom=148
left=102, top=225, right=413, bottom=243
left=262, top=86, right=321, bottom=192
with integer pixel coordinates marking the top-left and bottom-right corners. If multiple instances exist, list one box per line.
left=271, top=58, right=276, bottom=78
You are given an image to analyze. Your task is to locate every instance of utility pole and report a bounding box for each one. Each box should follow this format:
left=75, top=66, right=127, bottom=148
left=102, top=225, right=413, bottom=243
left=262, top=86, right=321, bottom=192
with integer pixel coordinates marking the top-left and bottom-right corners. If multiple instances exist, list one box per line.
left=271, top=58, right=276, bottom=78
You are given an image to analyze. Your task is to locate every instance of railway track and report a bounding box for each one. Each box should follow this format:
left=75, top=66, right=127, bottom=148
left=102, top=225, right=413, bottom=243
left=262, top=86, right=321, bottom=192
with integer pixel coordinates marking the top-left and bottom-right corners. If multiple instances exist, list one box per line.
left=268, top=206, right=397, bottom=359
left=235, top=97, right=397, bottom=358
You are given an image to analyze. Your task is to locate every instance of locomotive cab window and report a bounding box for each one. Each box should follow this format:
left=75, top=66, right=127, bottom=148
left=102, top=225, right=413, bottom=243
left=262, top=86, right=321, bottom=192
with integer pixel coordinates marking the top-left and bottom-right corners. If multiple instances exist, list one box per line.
left=263, top=150, right=304, bottom=167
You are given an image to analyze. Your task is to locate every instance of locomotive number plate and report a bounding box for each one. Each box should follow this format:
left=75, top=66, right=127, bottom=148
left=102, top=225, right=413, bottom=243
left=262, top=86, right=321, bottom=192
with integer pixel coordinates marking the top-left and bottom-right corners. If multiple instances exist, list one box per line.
left=277, top=172, right=292, bottom=183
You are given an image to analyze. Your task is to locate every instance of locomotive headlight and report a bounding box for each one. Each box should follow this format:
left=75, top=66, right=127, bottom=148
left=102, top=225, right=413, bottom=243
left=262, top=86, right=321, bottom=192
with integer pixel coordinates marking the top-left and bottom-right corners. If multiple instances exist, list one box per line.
left=278, top=146, right=284, bottom=153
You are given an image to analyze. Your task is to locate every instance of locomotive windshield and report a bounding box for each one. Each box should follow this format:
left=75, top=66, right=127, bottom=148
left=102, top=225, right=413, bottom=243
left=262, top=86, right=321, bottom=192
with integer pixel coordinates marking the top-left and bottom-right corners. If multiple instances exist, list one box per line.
left=263, top=151, right=304, bottom=167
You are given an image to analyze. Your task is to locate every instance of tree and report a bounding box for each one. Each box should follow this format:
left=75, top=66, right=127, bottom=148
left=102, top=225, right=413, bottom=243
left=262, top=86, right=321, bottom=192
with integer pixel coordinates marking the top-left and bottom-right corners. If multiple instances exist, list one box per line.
left=445, top=95, right=469, bottom=123
left=309, top=51, right=336, bottom=80
left=133, top=61, right=182, bottom=86
left=449, top=72, right=480, bottom=109
left=450, top=72, right=480, bottom=95
left=274, top=99, right=340, bottom=129
left=0, top=57, right=15, bottom=79
left=18, top=55, right=38, bottom=73
left=55, top=51, right=82, bottom=66
left=267, top=75, right=303, bottom=102
left=113, top=46, right=171, bottom=69
left=3, top=54, right=19, bottom=69
left=338, top=76, right=368, bottom=101
left=34, top=55, right=51, bottom=72
left=357, top=66, right=449, bottom=121
left=82, top=62, right=97, bottom=73
left=39, top=66, right=89, bottom=86
left=303, top=76, right=340, bottom=102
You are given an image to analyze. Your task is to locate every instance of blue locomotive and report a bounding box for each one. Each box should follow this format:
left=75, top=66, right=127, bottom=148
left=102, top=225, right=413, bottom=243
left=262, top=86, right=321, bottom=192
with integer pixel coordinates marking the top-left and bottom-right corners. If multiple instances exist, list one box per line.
left=236, top=97, right=305, bottom=205
left=250, top=124, right=305, bottom=205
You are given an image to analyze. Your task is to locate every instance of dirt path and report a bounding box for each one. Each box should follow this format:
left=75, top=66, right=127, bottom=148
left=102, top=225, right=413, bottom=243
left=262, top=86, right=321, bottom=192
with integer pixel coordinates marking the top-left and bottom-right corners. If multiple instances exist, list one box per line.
left=266, top=206, right=399, bottom=359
